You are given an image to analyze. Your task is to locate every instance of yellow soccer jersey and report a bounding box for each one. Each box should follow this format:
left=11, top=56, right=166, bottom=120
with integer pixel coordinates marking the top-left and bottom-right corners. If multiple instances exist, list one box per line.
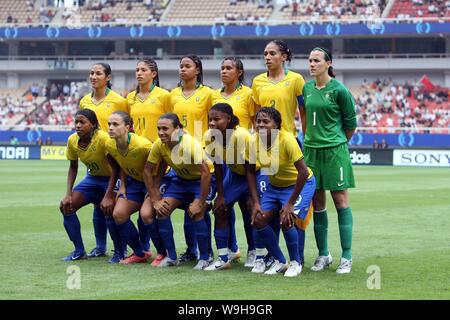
left=211, top=85, right=256, bottom=130
left=248, top=130, right=313, bottom=187
left=204, top=126, right=259, bottom=176
left=148, top=133, right=213, bottom=180
left=66, top=130, right=112, bottom=177
left=126, top=86, right=171, bottom=143
left=79, top=89, right=128, bottom=132
left=106, top=133, right=152, bottom=182
left=252, top=70, right=305, bottom=135
left=169, top=85, right=213, bottom=142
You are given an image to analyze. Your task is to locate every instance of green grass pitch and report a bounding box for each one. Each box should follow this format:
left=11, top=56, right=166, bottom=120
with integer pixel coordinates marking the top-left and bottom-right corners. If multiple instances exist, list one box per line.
left=0, top=160, right=449, bottom=300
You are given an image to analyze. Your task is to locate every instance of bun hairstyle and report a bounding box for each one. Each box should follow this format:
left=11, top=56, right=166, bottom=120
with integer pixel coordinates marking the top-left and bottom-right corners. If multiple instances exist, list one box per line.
left=311, top=47, right=335, bottom=78
left=256, top=107, right=282, bottom=130
left=178, top=55, right=203, bottom=87
left=269, top=40, right=292, bottom=62
left=94, top=62, right=112, bottom=88
left=211, top=103, right=240, bottom=129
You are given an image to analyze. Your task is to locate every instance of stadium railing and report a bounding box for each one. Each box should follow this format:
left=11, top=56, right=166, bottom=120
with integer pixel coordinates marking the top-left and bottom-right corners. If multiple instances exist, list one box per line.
left=0, top=53, right=448, bottom=61
left=0, top=16, right=449, bottom=28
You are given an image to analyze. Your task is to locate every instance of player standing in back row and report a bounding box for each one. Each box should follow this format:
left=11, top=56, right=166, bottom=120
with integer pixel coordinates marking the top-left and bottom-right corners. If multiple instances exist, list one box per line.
left=301, top=47, right=357, bottom=274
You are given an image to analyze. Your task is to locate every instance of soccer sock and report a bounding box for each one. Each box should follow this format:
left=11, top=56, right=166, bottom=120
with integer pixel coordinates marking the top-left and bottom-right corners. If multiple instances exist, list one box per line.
left=313, top=209, right=329, bottom=256
left=137, top=215, right=151, bottom=252
left=269, top=215, right=281, bottom=242
left=106, top=217, right=125, bottom=257
left=241, top=207, right=255, bottom=251
left=193, top=219, right=209, bottom=261
left=283, top=226, right=299, bottom=263
left=227, top=206, right=239, bottom=253
left=257, top=225, right=286, bottom=264
left=184, top=211, right=198, bottom=256
left=253, top=228, right=267, bottom=260
left=116, top=219, right=144, bottom=257
left=204, top=210, right=214, bottom=256
left=297, top=227, right=305, bottom=264
left=214, top=227, right=230, bottom=262
left=63, top=213, right=85, bottom=255
left=145, top=220, right=165, bottom=255
left=337, top=207, right=353, bottom=260
left=92, top=207, right=107, bottom=252
left=157, top=217, right=177, bottom=260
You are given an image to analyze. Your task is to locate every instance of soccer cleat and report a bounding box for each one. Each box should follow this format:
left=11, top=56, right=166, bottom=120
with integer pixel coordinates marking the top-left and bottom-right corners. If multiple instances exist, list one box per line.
left=62, top=251, right=87, bottom=261
left=264, top=260, right=288, bottom=275
left=119, top=251, right=152, bottom=264
left=157, top=256, right=179, bottom=267
left=86, top=247, right=107, bottom=258
left=251, top=258, right=266, bottom=274
left=311, top=253, right=333, bottom=272
left=193, top=259, right=211, bottom=270
left=108, top=250, right=125, bottom=264
left=228, top=249, right=241, bottom=263
left=207, top=253, right=214, bottom=264
left=179, top=250, right=198, bottom=263
left=284, top=261, right=303, bottom=277
left=144, top=250, right=153, bottom=259
left=204, top=258, right=231, bottom=271
left=264, top=254, right=275, bottom=268
left=150, top=254, right=166, bottom=267
left=336, top=258, right=352, bottom=274
left=244, top=250, right=256, bottom=268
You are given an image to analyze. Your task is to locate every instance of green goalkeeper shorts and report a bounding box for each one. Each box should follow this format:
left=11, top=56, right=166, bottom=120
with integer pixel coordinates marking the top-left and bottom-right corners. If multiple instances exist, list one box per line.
left=304, top=143, right=355, bottom=191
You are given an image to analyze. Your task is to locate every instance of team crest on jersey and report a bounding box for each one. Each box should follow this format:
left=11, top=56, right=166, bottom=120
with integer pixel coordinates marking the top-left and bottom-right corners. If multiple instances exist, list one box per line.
left=151, top=99, right=156, bottom=104
left=236, top=96, right=240, bottom=101
left=106, top=102, right=110, bottom=108
left=325, top=92, right=332, bottom=100
left=196, top=97, right=201, bottom=103
left=285, top=82, right=290, bottom=87
left=91, top=146, right=96, bottom=152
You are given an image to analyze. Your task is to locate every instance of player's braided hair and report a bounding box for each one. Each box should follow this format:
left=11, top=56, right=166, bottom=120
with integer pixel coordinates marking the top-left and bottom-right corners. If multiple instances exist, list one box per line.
left=269, top=40, right=292, bottom=62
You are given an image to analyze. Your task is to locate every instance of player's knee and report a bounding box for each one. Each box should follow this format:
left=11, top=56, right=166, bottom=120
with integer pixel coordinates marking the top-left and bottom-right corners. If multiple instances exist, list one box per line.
left=112, top=210, right=127, bottom=224
left=253, top=213, right=268, bottom=229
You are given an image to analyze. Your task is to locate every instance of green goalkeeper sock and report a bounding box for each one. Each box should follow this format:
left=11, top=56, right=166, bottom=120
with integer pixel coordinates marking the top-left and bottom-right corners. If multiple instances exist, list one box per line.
left=337, top=207, right=353, bottom=260
left=313, top=210, right=329, bottom=256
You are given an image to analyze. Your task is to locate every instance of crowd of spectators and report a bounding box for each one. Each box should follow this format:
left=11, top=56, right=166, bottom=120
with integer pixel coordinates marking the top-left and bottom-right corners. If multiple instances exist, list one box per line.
left=395, top=0, right=449, bottom=19
left=355, top=78, right=449, bottom=131
left=0, top=93, right=37, bottom=127
left=280, top=0, right=387, bottom=21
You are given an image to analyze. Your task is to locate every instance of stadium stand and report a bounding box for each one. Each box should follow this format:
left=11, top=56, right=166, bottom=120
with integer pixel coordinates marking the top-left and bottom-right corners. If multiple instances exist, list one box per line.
left=279, top=0, right=387, bottom=22
left=76, top=0, right=170, bottom=24
left=0, top=87, right=45, bottom=127
left=0, top=0, right=45, bottom=24
left=165, top=0, right=273, bottom=24
left=388, top=0, right=449, bottom=19
left=354, top=78, right=450, bottom=132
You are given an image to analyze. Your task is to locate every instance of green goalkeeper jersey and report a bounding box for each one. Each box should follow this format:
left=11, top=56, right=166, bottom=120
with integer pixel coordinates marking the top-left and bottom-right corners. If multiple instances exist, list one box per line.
left=302, top=78, right=357, bottom=148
